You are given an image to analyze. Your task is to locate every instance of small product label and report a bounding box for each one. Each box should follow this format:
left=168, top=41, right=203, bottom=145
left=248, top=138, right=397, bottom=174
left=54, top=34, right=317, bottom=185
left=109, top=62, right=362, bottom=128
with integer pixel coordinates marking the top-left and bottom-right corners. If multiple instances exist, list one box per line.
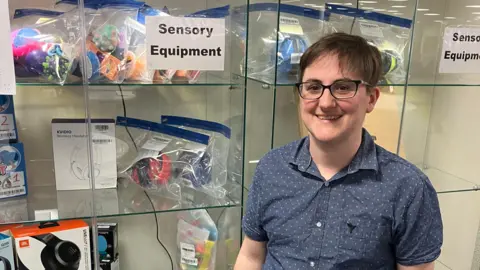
left=181, top=257, right=198, bottom=266
left=142, top=137, right=172, bottom=152
left=359, top=22, right=384, bottom=38
left=180, top=242, right=198, bottom=266
left=279, top=16, right=304, bottom=35
left=290, top=53, right=302, bottom=64
left=180, top=242, right=196, bottom=259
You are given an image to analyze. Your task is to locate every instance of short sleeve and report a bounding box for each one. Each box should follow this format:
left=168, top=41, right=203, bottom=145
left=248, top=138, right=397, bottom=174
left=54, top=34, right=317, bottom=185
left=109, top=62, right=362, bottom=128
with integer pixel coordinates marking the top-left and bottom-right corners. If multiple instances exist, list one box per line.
left=242, top=163, right=268, bottom=242
left=394, top=174, right=443, bottom=266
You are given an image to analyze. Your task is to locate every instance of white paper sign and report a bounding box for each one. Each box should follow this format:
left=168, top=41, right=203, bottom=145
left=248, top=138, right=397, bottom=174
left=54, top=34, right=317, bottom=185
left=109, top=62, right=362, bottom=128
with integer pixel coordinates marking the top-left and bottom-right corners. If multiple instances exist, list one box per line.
left=439, top=27, right=480, bottom=73
left=0, top=0, right=16, bottom=95
left=146, top=16, right=225, bottom=70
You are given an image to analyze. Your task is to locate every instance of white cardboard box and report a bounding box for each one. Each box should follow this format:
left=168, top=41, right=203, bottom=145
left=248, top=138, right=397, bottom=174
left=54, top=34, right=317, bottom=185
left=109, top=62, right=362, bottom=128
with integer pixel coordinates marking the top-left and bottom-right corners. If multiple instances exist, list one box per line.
left=52, top=119, right=117, bottom=190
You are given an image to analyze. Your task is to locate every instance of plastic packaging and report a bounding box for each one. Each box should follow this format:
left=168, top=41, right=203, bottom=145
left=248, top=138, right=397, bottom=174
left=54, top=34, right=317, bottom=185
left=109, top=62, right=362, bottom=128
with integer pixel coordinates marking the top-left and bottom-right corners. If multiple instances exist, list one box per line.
left=84, top=2, right=142, bottom=83
left=115, top=116, right=210, bottom=201
left=232, top=3, right=330, bottom=84
left=11, top=8, right=92, bottom=84
left=122, top=17, right=155, bottom=83
left=161, top=116, right=231, bottom=199
left=177, top=209, right=217, bottom=270
left=325, top=4, right=413, bottom=84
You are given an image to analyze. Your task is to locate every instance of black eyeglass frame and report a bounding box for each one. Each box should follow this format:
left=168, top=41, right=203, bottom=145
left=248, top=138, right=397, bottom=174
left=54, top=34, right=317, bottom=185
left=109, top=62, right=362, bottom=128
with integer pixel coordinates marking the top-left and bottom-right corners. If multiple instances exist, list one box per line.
left=295, top=79, right=373, bottom=100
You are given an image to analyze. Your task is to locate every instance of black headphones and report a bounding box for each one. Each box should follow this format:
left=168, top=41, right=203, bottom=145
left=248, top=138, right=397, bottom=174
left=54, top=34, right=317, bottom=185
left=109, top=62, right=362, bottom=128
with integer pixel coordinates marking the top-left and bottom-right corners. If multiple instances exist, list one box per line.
left=19, top=233, right=81, bottom=270
left=0, top=256, right=11, bottom=270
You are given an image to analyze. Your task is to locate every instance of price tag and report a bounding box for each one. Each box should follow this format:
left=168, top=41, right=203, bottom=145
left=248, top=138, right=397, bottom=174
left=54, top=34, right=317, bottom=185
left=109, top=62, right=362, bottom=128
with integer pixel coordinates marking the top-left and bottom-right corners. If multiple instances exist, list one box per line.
left=0, top=1, right=16, bottom=95
left=0, top=114, right=16, bottom=140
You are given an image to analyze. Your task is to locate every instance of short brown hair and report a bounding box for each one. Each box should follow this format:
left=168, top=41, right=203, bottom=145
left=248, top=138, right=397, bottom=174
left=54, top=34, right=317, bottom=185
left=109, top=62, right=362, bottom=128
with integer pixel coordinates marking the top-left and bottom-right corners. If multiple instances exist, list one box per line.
left=298, top=32, right=382, bottom=86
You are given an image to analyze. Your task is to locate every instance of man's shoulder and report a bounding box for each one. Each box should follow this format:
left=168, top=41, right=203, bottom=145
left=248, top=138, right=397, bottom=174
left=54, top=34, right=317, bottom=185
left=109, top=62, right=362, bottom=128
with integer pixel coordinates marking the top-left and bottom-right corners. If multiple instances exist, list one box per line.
left=257, top=137, right=306, bottom=168
left=375, top=145, right=431, bottom=188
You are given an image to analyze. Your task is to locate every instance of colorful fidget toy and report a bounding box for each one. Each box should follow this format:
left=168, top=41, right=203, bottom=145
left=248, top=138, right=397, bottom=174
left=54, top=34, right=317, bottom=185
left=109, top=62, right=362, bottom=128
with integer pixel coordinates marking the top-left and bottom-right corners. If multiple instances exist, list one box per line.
left=92, top=25, right=120, bottom=53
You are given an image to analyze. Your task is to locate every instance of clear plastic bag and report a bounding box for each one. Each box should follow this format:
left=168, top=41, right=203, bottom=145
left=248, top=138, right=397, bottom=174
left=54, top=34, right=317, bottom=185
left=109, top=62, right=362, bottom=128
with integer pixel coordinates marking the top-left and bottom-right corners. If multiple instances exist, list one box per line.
left=10, top=8, right=92, bottom=84
left=84, top=3, right=142, bottom=83
left=232, top=3, right=330, bottom=84
left=325, top=4, right=413, bottom=84
left=123, top=17, right=155, bottom=83
left=177, top=209, right=217, bottom=270
left=161, top=116, right=231, bottom=199
left=115, top=116, right=211, bottom=201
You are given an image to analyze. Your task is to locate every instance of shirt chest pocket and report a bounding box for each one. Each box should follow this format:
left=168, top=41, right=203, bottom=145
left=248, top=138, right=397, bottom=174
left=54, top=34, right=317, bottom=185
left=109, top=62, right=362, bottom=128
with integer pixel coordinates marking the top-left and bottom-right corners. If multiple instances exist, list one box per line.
left=337, top=217, right=392, bottom=262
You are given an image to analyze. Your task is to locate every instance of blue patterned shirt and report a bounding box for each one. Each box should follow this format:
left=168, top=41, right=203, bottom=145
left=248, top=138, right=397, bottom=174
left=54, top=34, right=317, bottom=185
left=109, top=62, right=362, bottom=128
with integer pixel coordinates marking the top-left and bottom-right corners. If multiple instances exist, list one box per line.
left=242, top=129, right=443, bottom=270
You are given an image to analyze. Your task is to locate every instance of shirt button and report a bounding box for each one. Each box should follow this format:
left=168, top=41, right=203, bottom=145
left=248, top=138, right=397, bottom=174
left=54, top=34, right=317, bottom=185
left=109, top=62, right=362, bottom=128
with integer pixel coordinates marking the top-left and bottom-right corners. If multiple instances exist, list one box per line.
left=310, top=261, right=315, bottom=267
left=324, top=182, right=330, bottom=187
left=316, top=222, right=322, bottom=227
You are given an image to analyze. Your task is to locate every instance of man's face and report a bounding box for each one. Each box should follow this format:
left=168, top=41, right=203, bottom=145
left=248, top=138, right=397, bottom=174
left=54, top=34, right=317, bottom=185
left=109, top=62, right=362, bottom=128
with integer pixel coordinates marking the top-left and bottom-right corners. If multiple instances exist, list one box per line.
left=300, top=53, right=379, bottom=144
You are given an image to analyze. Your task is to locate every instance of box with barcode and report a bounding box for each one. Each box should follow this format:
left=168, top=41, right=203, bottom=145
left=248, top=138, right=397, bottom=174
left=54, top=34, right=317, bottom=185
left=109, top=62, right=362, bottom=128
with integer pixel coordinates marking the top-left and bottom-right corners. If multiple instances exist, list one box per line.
left=0, top=95, right=18, bottom=143
left=52, top=119, right=117, bottom=190
left=0, top=142, right=27, bottom=199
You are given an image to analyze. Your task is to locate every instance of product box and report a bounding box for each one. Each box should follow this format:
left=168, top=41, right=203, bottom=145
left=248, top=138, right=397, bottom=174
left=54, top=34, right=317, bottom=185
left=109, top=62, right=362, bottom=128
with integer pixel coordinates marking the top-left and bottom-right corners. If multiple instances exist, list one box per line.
left=0, top=229, right=14, bottom=270
left=0, top=143, right=28, bottom=199
left=94, top=222, right=118, bottom=263
left=52, top=119, right=117, bottom=190
left=0, top=95, right=18, bottom=143
left=11, top=220, right=91, bottom=270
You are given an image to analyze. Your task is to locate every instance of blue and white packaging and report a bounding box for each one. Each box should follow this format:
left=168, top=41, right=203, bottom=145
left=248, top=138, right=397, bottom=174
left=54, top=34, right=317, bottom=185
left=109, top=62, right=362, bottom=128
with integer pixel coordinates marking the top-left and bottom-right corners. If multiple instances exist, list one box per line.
left=0, top=143, right=27, bottom=199
left=0, top=229, right=14, bottom=270
left=0, top=96, right=18, bottom=143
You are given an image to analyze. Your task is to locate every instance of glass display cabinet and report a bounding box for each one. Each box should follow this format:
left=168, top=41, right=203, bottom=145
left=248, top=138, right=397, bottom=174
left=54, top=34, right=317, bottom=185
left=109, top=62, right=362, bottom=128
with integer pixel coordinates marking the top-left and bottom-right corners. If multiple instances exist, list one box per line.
left=243, top=0, right=480, bottom=269
left=3, top=0, right=248, bottom=269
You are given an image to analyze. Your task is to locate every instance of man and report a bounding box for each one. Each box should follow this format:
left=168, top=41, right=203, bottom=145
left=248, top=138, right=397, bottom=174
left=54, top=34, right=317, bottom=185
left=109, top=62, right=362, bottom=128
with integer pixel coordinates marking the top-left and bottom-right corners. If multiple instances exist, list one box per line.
left=235, top=32, right=443, bottom=270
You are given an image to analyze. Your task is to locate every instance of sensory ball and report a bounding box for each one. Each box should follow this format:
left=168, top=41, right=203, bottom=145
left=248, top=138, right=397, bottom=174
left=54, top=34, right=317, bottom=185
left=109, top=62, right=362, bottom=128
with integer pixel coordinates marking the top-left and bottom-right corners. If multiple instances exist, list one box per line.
left=12, top=28, right=40, bottom=48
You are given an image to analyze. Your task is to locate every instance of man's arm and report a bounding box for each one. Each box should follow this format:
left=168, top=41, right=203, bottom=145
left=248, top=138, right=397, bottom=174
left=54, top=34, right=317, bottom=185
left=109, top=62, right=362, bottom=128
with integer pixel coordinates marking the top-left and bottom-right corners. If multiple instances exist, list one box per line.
left=393, top=173, right=443, bottom=267
left=234, top=236, right=267, bottom=270
left=397, top=262, right=435, bottom=270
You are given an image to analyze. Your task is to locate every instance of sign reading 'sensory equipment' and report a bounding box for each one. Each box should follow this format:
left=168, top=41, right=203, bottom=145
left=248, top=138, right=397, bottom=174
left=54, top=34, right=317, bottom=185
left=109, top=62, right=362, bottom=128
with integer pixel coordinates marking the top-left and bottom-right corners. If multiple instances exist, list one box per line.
left=146, top=16, right=225, bottom=70
left=439, top=27, right=480, bottom=73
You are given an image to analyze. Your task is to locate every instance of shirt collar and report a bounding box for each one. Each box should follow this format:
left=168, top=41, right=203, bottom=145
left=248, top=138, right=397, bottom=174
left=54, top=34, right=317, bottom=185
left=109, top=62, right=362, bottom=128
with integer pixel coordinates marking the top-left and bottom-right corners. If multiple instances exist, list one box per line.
left=290, top=129, right=378, bottom=174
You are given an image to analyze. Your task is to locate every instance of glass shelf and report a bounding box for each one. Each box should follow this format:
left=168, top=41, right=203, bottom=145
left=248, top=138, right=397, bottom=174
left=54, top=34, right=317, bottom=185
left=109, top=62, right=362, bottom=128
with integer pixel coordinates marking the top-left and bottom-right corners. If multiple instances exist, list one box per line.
left=17, top=82, right=242, bottom=87
left=244, top=75, right=480, bottom=88
left=0, top=178, right=242, bottom=225
left=425, top=167, right=479, bottom=194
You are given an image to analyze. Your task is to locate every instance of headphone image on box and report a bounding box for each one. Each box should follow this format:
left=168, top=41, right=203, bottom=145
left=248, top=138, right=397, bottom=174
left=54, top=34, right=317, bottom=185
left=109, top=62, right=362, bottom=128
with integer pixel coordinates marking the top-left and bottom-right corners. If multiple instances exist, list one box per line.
left=18, top=233, right=81, bottom=270
left=131, top=154, right=172, bottom=188
left=70, top=144, right=101, bottom=181
left=0, top=256, right=11, bottom=270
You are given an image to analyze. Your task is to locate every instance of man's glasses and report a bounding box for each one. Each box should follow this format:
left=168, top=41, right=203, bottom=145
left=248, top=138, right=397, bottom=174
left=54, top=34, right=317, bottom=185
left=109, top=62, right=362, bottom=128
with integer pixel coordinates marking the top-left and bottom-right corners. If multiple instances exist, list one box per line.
left=295, top=80, right=372, bottom=100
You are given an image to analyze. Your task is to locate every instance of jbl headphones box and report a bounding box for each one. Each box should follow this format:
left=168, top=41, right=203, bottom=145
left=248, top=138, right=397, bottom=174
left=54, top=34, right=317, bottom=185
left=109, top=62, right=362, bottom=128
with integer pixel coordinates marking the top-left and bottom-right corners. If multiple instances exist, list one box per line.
left=11, top=220, right=91, bottom=270
left=0, top=95, right=18, bottom=143
left=52, top=119, right=117, bottom=190
left=0, top=142, right=28, bottom=199
left=0, top=229, right=14, bottom=270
